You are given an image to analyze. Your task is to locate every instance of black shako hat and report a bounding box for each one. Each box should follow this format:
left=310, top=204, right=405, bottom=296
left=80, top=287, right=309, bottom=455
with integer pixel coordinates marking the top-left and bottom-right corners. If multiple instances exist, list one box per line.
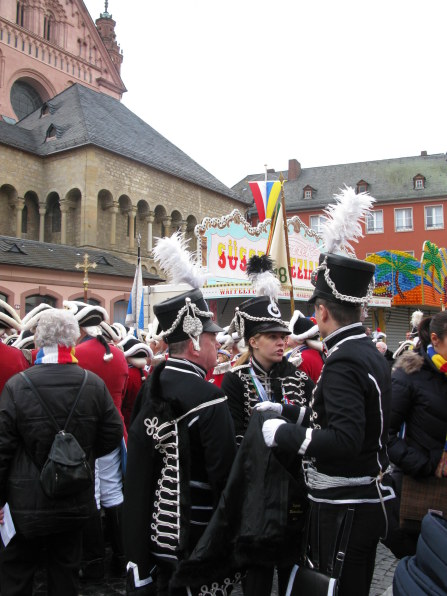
left=153, top=288, right=222, bottom=347
left=308, top=253, right=375, bottom=305
left=232, top=296, right=290, bottom=341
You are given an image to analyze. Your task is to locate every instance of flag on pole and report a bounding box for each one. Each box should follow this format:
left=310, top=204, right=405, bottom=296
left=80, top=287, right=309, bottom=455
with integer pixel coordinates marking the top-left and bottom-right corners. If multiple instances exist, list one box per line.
left=267, top=204, right=291, bottom=287
left=248, top=180, right=281, bottom=222
left=125, top=259, right=144, bottom=335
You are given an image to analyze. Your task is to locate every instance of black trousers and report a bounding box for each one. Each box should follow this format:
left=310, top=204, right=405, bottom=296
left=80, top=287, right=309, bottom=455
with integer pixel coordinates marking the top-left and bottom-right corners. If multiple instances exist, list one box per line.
left=0, top=529, right=82, bottom=596
left=308, top=501, right=388, bottom=596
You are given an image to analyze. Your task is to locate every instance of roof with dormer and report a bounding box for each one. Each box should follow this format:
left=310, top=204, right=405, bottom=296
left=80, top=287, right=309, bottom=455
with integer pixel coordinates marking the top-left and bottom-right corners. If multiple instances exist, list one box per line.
left=234, top=153, right=447, bottom=212
left=0, top=83, right=246, bottom=203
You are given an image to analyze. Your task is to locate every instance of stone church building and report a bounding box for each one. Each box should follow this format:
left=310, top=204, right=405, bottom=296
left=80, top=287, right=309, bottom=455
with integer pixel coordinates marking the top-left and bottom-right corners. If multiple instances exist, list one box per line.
left=0, top=0, right=248, bottom=318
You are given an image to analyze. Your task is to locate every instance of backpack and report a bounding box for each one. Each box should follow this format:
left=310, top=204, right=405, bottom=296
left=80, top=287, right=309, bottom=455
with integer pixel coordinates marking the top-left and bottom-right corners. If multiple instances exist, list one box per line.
left=20, top=370, right=94, bottom=499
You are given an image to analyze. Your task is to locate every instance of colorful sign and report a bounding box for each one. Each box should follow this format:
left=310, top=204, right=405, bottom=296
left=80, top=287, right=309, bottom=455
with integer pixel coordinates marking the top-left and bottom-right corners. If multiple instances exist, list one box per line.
left=367, top=241, right=447, bottom=308
left=196, top=210, right=391, bottom=307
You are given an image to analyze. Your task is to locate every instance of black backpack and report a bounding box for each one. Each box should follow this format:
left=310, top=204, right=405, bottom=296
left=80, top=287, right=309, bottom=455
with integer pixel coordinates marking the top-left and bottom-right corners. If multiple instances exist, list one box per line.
left=20, top=370, right=94, bottom=499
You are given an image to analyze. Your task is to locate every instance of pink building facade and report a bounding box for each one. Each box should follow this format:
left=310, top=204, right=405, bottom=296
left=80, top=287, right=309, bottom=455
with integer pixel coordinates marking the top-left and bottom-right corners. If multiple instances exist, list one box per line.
left=0, top=0, right=125, bottom=121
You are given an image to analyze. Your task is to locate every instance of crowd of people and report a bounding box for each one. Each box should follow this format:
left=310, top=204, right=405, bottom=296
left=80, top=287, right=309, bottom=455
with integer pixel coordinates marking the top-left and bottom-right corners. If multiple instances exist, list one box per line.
left=0, top=251, right=446, bottom=595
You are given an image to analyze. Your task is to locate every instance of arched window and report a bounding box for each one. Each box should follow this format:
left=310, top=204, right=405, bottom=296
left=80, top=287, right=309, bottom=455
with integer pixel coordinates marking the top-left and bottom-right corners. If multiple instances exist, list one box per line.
left=25, top=294, right=56, bottom=314
left=51, top=202, right=61, bottom=233
left=10, top=80, right=43, bottom=120
left=0, top=293, right=8, bottom=303
left=43, top=14, right=53, bottom=42
left=71, top=297, right=100, bottom=306
left=22, top=204, right=28, bottom=233
left=16, top=2, right=24, bottom=26
left=113, top=300, right=128, bottom=325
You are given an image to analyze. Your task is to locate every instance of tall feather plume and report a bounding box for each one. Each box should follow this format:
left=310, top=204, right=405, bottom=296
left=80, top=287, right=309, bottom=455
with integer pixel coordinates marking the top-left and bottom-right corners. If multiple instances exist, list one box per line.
left=246, top=254, right=280, bottom=301
left=320, top=185, right=375, bottom=254
left=153, top=231, right=206, bottom=289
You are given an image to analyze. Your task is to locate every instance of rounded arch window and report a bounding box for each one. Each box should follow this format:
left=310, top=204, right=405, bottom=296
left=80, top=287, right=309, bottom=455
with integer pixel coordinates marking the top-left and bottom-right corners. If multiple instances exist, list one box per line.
left=0, top=293, right=8, bottom=303
left=71, top=297, right=100, bottom=306
left=113, top=300, right=128, bottom=325
left=10, top=81, right=43, bottom=120
left=25, top=294, right=57, bottom=314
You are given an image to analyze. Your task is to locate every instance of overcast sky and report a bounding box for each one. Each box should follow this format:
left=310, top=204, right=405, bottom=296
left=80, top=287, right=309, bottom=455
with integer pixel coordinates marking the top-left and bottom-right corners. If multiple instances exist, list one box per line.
left=84, top=0, right=447, bottom=188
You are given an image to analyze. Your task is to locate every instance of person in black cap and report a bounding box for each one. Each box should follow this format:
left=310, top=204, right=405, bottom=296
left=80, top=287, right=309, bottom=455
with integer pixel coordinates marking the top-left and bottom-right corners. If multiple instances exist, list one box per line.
left=261, top=187, right=395, bottom=596
left=123, top=233, right=237, bottom=595
left=220, top=256, right=314, bottom=596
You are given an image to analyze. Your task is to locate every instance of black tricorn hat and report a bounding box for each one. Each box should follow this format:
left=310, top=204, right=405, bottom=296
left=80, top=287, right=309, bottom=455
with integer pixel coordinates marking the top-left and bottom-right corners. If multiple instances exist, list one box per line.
left=231, top=296, right=290, bottom=341
left=153, top=288, right=222, bottom=347
left=309, top=253, right=375, bottom=305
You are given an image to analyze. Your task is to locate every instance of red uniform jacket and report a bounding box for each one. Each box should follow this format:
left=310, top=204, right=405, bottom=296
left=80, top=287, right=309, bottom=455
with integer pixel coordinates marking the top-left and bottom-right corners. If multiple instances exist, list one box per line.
left=122, top=366, right=148, bottom=431
left=76, top=336, right=129, bottom=443
left=0, top=343, right=29, bottom=394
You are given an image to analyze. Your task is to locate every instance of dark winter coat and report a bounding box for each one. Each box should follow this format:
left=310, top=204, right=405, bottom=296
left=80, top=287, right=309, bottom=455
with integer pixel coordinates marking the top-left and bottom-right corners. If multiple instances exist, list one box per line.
left=123, top=357, right=236, bottom=588
left=389, top=348, right=447, bottom=477
left=172, top=409, right=307, bottom=590
left=0, top=363, right=123, bottom=538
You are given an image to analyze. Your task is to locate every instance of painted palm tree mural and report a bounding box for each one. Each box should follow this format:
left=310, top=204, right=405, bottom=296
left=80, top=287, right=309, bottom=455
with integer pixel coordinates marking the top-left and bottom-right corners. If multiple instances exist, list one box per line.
left=422, top=241, right=443, bottom=304
left=367, top=251, right=421, bottom=300
left=366, top=242, right=447, bottom=306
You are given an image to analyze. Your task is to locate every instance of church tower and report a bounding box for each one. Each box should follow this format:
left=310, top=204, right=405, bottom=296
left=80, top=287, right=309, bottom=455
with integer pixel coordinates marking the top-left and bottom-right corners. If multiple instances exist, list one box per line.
left=0, top=0, right=126, bottom=122
left=95, top=1, right=123, bottom=75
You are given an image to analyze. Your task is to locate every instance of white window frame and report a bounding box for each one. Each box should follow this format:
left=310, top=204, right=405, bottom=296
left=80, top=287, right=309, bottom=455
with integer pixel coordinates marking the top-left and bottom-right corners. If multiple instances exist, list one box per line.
left=425, top=205, right=444, bottom=230
left=309, top=214, right=327, bottom=235
left=304, top=189, right=312, bottom=199
left=366, top=210, right=384, bottom=234
left=394, top=207, right=413, bottom=232
left=414, top=178, right=424, bottom=190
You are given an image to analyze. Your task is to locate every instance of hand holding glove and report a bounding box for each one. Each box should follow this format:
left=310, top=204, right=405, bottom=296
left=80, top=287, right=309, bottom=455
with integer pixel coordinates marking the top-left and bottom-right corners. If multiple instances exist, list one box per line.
left=262, top=419, right=286, bottom=447
left=253, top=401, right=283, bottom=415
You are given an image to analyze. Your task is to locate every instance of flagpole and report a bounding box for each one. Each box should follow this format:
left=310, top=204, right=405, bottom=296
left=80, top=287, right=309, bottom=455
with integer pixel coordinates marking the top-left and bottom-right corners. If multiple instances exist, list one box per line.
left=279, top=173, right=294, bottom=315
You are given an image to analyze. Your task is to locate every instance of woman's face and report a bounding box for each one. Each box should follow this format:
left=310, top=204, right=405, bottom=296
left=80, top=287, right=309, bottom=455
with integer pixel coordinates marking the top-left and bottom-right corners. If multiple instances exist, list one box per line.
left=431, top=332, right=447, bottom=361
left=250, top=332, right=288, bottom=368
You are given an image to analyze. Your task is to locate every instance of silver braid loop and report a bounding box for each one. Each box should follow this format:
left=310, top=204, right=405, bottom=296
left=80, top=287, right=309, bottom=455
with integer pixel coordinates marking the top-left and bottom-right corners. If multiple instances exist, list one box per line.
left=154, top=297, right=213, bottom=351
left=232, top=306, right=288, bottom=339
left=316, top=256, right=374, bottom=305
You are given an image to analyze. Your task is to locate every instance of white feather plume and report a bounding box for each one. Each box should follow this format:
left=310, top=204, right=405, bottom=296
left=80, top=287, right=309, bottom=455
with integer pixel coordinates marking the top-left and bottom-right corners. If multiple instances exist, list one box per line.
left=153, top=231, right=206, bottom=289
left=320, top=185, right=375, bottom=254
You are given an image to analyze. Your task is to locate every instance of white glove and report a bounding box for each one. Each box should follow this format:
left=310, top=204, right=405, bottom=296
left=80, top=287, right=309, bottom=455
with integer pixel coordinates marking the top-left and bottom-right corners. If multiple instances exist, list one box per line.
left=262, top=419, right=286, bottom=447
left=253, top=401, right=283, bottom=415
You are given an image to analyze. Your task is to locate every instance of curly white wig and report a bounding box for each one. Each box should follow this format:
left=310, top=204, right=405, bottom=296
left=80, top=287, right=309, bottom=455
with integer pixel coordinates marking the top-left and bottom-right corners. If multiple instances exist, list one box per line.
left=34, top=309, right=80, bottom=348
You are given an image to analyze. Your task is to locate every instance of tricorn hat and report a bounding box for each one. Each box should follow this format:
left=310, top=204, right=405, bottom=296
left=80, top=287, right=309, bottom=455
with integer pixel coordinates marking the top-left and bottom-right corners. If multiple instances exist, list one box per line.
left=64, top=300, right=109, bottom=327
left=0, top=299, right=22, bottom=331
left=153, top=288, right=222, bottom=347
left=289, top=310, right=319, bottom=341
left=119, top=335, right=153, bottom=360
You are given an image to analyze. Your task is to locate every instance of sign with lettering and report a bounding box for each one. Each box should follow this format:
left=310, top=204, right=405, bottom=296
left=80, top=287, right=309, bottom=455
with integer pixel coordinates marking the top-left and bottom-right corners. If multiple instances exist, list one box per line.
left=195, top=210, right=323, bottom=300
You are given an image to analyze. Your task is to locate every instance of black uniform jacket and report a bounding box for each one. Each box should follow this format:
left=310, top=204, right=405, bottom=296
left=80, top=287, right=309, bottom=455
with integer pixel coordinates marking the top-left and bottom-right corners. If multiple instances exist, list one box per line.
left=221, top=356, right=314, bottom=445
left=275, top=323, right=395, bottom=503
left=172, top=410, right=307, bottom=590
left=123, top=357, right=236, bottom=588
left=389, top=348, right=447, bottom=477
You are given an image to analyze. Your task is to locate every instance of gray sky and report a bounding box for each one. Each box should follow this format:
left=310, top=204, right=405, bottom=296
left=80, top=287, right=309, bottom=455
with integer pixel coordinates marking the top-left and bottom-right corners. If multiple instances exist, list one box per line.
left=84, top=0, right=447, bottom=188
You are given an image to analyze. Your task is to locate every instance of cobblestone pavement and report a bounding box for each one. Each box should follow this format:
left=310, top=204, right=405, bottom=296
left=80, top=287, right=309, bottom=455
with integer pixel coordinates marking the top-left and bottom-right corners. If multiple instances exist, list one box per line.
left=32, top=542, right=398, bottom=595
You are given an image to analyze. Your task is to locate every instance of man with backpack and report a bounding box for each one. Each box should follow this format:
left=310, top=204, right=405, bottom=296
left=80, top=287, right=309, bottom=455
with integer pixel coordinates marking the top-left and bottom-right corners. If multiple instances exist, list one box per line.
left=0, top=309, right=123, bottom=596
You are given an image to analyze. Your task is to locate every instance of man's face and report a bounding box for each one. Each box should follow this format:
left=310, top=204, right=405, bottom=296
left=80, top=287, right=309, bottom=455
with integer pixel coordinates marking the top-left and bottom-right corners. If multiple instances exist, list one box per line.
left=197, top=332, right=220, bottom=372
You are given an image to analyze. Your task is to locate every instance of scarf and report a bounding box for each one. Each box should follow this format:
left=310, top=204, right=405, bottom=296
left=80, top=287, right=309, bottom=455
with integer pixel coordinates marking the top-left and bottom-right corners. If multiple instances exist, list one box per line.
left=35, top=345, right=78, bottom=365
left=427, top=344, right=447, bottom=375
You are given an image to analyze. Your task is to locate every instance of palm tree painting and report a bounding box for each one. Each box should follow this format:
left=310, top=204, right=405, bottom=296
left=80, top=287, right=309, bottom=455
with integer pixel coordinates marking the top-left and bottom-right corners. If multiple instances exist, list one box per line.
left=367, top=251, right=420, bottom=300
left=422, top=241, right=444, bottom=305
